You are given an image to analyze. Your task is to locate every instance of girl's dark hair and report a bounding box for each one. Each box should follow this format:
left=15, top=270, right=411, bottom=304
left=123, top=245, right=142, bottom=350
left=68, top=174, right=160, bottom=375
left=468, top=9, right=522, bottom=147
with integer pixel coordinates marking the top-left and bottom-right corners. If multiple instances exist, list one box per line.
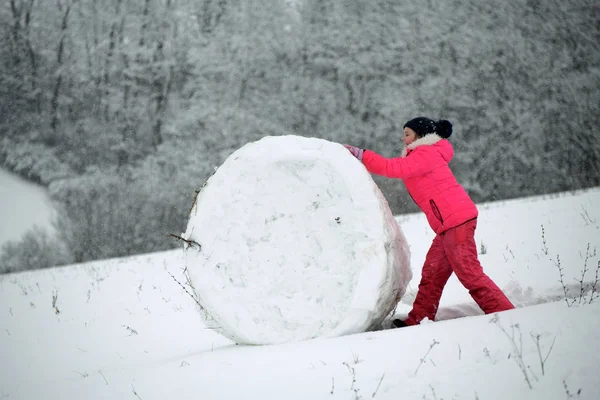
left=404, top=117, right=453, bottom=139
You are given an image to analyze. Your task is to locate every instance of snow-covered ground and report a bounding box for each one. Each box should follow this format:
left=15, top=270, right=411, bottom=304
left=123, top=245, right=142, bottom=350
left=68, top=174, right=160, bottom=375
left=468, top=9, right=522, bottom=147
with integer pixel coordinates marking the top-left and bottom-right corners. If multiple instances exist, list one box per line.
left=1, top=187, right=599, bottom=400
left=0, top=168, right=57, bottom=252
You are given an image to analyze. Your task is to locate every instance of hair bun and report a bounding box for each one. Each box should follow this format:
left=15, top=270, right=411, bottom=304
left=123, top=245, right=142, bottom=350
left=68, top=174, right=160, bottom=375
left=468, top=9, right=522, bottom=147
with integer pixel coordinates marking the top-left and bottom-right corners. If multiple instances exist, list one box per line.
left=436, top=119, right=452, bottom=138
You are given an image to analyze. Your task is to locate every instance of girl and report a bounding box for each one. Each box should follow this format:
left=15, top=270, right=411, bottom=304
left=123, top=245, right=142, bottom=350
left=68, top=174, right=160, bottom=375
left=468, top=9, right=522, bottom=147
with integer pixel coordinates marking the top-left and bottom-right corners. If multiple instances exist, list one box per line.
left=344, top=117, right=514, bottom=327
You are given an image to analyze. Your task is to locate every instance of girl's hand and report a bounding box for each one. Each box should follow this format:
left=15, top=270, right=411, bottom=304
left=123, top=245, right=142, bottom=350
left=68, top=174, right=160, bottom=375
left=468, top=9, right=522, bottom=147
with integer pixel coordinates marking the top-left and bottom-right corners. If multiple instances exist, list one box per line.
left=343, top=144, right=364, bottom=161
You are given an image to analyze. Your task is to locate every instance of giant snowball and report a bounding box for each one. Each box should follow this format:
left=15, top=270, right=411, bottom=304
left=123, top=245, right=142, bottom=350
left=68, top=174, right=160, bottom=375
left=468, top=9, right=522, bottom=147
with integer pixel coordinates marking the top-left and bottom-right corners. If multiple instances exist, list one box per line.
left=181, top=135, right=411, bottom=345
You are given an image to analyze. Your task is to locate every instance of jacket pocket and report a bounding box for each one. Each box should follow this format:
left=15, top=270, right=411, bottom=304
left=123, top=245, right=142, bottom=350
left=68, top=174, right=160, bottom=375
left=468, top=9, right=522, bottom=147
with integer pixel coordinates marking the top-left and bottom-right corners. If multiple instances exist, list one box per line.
left=429, top=199, right=444, bottom=225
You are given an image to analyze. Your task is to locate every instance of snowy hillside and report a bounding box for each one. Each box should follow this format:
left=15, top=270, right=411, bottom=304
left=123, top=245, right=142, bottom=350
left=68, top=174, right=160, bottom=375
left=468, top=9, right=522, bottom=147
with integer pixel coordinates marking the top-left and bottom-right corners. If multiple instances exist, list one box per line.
left=0, top=168, right=57, bottom=251
left=1, top=187, right=599, bottom=400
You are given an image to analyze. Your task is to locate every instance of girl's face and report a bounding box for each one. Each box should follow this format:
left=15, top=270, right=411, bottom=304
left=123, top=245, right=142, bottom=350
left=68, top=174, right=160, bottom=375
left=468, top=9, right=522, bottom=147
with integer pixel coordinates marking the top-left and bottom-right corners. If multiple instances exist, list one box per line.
left=403, top=127, right=418, bottom=146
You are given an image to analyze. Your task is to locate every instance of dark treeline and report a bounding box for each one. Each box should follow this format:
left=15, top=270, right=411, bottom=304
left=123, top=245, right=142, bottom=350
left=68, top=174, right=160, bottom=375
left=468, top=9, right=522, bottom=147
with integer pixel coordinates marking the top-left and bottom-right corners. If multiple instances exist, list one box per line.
left=1, top=0, right=599, bottom=272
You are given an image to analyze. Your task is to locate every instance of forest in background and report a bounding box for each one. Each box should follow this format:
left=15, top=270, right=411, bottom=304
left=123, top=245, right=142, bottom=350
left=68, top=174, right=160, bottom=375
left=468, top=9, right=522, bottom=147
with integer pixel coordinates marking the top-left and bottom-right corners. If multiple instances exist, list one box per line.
left=1, top=0, right=599, bottom=272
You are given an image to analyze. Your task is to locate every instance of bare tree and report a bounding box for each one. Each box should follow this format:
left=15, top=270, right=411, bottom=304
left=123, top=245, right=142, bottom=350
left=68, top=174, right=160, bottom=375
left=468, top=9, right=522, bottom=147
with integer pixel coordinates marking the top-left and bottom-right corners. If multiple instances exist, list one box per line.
left=50, top=0, right=75, bottom=135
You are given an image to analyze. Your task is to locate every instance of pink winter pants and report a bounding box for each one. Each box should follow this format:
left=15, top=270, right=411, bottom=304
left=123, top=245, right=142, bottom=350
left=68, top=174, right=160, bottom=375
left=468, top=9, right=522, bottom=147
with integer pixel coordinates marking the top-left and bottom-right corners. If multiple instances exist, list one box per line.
left=405, top=218, right=514, bottom=326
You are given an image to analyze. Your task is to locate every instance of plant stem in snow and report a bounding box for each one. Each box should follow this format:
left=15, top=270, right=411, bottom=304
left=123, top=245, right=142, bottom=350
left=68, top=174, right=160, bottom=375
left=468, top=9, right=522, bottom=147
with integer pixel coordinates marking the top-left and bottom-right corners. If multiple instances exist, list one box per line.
left=562, top=379, right=582, bottom=399
left=52, top=290, right=60, bottom=314
left=188, top=189, right=200, bottom=214
left=372, top=373, right=385, bottom=398
left=531, top=333, right=556, bottom=377
left=351, top=350, right=363, bottom=364
left=342, top=362, right=360, bottom=398
left=428, top=385, right=439, bottom=400
left=555, top=255, right=575, bottom=307
left=541, top=225, right=548, bottom=255
left=490, top=315, right=532, bottom=389
left=589, top=261, right=600, bottom=304
left=414, top=339, right=439, bottom=376
left=168, top=233, right=201, bottom=251
left=99, top=370, right=108, bottom=385
left=131, top=384, right=143, bottom=400
left=527, top=365, right=539, bottom=382
left=576, top=243, right=590, bottom=304
left=183, top=267, right=195, bottom=290
left=168, top=271, right=202, bottom=308
left=330, top=377, right=334, bottom=395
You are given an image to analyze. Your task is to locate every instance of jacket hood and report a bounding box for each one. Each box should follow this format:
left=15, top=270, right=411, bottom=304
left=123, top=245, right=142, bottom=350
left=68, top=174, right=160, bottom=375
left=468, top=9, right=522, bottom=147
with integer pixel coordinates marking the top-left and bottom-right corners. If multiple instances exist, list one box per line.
left=401, top=133, right=453, bottom=162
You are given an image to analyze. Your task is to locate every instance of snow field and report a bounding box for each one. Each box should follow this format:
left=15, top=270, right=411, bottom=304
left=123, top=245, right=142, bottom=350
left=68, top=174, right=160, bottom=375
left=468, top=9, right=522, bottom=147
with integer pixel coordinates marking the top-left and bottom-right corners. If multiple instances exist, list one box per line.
left=0, top=186, right=598, bottom=399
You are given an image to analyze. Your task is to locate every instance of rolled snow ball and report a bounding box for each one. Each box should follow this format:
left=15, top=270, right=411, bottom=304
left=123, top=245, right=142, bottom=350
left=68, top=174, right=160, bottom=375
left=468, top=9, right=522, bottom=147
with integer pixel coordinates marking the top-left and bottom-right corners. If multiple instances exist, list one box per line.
left=182, top=135, right=411, bottom=345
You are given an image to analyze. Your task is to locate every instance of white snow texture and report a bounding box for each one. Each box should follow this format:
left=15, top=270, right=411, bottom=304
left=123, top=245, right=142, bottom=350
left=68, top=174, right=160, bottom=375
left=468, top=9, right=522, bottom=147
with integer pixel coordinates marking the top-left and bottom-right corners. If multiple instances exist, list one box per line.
left=182, top=135, right=412, bottom=345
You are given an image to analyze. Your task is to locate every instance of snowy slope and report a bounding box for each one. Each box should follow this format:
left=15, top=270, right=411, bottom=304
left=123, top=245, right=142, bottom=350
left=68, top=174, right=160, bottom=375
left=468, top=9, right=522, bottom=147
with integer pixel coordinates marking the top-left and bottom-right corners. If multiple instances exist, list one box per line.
left=0, top=168, right=57, bottom=251
left=1, top=187, right=599, bottom=400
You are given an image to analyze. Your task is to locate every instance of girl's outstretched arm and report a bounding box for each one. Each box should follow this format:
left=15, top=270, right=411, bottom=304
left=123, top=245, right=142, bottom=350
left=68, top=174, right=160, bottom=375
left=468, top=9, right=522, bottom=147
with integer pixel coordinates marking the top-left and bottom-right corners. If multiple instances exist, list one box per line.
left=362, top=149, right=434, bottom=179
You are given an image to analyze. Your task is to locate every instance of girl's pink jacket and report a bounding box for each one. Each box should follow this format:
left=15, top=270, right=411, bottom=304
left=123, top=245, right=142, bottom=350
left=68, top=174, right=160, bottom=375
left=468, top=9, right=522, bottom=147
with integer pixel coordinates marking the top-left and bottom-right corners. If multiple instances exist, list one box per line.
left=361, top=134, right=478, bottom=234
